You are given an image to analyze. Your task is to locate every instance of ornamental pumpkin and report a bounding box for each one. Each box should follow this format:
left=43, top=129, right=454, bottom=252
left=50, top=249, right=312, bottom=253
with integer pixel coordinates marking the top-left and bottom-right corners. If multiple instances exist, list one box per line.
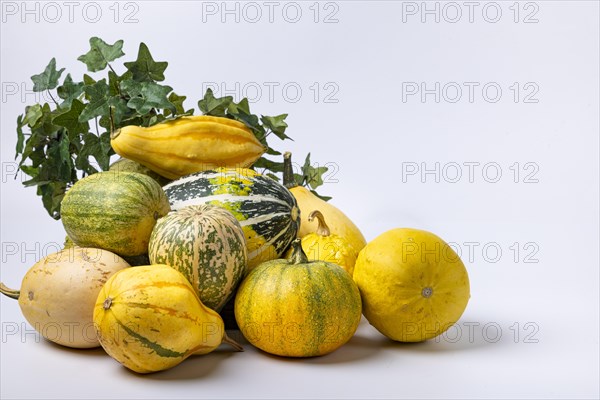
left=110, top=115, right=266, bottom=180
left=163, top=167, right=300, bottom=270
left=94, top=264, right=243, bottom=374
left=235, top=239, right=362, bottom=357
left=287, top=210, right=358, bottom=276
left=61, top=171, right=171, bottom=257
left=282, top=152, right=366, bottom=254
left=148, top=204, right=247, bottom=311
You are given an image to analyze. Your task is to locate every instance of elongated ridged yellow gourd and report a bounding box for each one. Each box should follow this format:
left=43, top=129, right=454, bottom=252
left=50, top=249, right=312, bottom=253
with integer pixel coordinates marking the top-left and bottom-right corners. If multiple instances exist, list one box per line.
left=110, top=115, right=266, bottom=180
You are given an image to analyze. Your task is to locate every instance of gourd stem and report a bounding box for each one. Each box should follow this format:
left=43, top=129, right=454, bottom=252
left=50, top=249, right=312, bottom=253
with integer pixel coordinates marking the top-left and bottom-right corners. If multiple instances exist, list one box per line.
left=282, top=152, right=298, bottom=189
left=223, top=334, right=244, bottom=352
left=308, top=210, right=331, bottom=237
left=0, top=283, right=20, bottom=300
left=289, top=238, right=309, bottom=264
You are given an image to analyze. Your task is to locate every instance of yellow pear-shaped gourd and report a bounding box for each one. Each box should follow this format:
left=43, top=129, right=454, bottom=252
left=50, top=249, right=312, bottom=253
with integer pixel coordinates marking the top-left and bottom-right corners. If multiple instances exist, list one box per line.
left=286, top=210, right=357, bottom=275
left=283, top=152, right=366, bottom=253
left=93, top=264, right=242, bottom=373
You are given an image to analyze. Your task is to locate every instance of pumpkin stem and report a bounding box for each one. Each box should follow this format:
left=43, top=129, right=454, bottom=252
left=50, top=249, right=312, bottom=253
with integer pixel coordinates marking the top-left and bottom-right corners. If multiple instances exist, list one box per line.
left=0, top=283, right=20, bottom=300
left=308, top=210, right=330, bottom=237
left=283, top=152, right=298, bottom=189
left=222, top=333, right=244, bottom=352
left=289, top=238, right=309, bottom=264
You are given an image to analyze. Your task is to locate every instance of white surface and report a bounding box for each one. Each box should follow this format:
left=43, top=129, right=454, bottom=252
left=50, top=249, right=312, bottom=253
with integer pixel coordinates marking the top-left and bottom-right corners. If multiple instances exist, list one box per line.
left=1, top=1, right=599, bottom=399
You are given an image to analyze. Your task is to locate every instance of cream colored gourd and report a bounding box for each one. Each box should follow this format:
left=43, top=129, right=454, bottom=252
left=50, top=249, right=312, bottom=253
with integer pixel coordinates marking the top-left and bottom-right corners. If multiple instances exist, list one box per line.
left=283, top=152, right=366, bottom=253
left=0, top=247, right=130, bottom=348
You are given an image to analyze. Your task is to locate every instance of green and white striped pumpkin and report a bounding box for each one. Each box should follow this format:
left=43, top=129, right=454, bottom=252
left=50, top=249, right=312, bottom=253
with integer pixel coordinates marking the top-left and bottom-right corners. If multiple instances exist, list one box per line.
left=163, top=168, right=300, bottom=270
left=149, top=204, right=247, bottom=311
left=61, top=171, right=171, bottom=257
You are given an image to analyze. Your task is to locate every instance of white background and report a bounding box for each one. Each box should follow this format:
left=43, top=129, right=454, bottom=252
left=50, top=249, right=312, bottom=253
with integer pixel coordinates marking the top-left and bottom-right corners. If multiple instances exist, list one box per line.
left=1, top=1, right=599, bottom=399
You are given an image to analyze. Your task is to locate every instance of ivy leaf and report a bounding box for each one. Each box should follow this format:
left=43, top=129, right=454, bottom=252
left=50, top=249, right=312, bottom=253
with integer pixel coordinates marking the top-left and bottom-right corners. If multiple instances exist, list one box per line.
left=124, top=42, right=168, bottom=82
left=78, top=37, right=125, bottom=72
left=80, top=132, right=112, bottom=171
left=198, top=88, right=232, bottom=116
left=53, top=99, right=89, bottom=136
left=79, top=79, right=109, bottom=122
left=310, top=190, right=332, bottom=202
left=57, top=74, right=85, bottom=109
left=39, top=182, right=67, bottom=220
left=261, top=114, right=290, bottom=140
left=31, top=58, right=65, bottom=92
left=122, top=80, right=175, bottom=115
left=253, top=157, right=285, bottom=173
left=166, top=92, right=188, bottom=116
left=15, top=115, right=25, bottom=158
left=23, top=104, right=43, bottom=128
left=296, top=153, right=329, bottom=190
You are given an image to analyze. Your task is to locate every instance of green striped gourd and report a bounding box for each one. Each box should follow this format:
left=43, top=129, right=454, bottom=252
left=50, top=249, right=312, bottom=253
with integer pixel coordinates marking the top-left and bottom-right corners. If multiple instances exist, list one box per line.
left=148, top=204, right=247, bottom=311
left=94, top=264, right=243, bottom=373
left=163, top=168, right=300, bottom=270
left=235, top=239, right=362, bottom=357
left=61, top=171, right=171, bottom=257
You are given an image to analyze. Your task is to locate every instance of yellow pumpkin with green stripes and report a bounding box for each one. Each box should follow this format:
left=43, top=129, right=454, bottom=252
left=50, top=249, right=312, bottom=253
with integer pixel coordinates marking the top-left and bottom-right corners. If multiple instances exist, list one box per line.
left=148, top=204, right=247, bottom=311
left=234, top=239, right=362, bottom=357
left=163, top=168, right=300, bottom=270
left=61, top=171, right=171, bottom=257
left=93, top=264, right=243, bottom=374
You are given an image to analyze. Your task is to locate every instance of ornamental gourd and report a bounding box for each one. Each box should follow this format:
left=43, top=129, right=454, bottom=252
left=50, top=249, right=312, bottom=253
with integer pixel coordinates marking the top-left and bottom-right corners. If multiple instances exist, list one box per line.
left=94, top=264, right=243, bottom=374
left=290, top=210, right=358, bottom=276
left=235, top=239, right=362, bottom=357
left=149, top=204, right=247, bottom=311
left=110, top=115, right=266, bottom=180
left=283, top=152, right=367, bottom=254
left=0, top=247, right=130, bottom=348
left=163, top=167, right=300, bottom=270
left=61, top=171, right=171, bottom=257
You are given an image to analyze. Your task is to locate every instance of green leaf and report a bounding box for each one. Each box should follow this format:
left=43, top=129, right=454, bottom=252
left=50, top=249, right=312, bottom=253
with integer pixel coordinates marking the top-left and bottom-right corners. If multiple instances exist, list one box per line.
left=31, top=58, right=65, bottom=92
left=122, top=80, right=175, bottom=115
left=198, top=88, right=232, bottom=116
left=124, top=42, right=168, bottom=82
left=262, top=114, right=290, bottom=140
left=80, top=132, right=112, bottom=171
left=167, top=92, right=188, bottom=116
left=252, top=157, right=285, bottom=173
left=297, top=153, right=329, bottom=190
left=39, top=182, right=66, bottom=220
left=310, top=190, right=332, bottom=202
left=57, top=74, right=84, bottom=109
left=78, top=37, right=125, bottom=72
left=79, top=79, right=109, bottom=122
left=15, top=115, right=25, bottom=158
left=23, top=104, right=43, bottom=128
left=53, top=99, right=89, bottom=136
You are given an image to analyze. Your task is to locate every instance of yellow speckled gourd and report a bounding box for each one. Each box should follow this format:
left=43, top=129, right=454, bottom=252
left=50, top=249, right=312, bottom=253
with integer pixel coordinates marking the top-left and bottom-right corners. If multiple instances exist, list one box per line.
left=283, top=152, right=366, bottom=254
left=110, top=115, right=266, bottom=180
left=286, top=210, right=358, bottom=275
left=235, top=239, right=362, bottom=357
left=93, top=264, right=243, bottom=373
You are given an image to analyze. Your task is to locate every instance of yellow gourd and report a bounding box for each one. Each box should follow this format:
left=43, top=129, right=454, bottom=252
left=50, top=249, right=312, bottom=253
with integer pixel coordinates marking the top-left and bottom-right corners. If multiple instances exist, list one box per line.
left=283, top=152, right=367, bottom=253
left=93, top=264, right=243, bottom=373
left=287, top=210, right=357, bottom=275
left=110, top=115, right=266, bottom=180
